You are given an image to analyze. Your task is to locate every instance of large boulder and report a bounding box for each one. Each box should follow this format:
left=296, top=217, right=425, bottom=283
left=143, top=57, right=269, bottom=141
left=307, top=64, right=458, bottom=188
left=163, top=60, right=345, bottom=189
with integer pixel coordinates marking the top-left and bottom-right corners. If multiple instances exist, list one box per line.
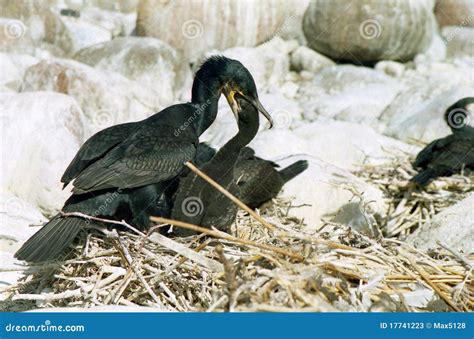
left=405, top=194, right=474, bottom=253
left=74, top=37, right=192, bottom=105
left=22, top=58, right=162, bottom=137
left=298, top=65, right=403, bottom=127
left=290, top=45, right=335, bottom=73
left=0, top=91, right=84, bottom=214
left=303, top=0, right=436, bottom=62
left=137, top=0, right=301, bottom=61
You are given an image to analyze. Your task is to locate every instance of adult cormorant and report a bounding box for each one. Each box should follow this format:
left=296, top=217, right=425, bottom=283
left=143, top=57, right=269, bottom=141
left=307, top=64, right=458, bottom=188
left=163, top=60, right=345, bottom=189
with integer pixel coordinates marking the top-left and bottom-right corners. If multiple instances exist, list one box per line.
left=171, top=98, right=272, bottom=236
left=410, top=97, right=474, bottom=186
left=15, top=56, right=271, bottom=262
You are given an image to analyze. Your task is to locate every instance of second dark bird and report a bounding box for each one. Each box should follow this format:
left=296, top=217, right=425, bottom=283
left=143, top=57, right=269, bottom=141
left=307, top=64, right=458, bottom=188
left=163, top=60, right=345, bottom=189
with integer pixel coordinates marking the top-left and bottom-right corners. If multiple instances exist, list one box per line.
left=410, top=97, right=474, bottom=186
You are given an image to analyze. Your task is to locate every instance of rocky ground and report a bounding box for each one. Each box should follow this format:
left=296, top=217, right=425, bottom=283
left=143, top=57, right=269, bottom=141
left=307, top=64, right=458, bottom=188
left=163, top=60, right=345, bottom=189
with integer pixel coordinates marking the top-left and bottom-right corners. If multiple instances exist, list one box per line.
left=0, top=0, right=473, bottom=311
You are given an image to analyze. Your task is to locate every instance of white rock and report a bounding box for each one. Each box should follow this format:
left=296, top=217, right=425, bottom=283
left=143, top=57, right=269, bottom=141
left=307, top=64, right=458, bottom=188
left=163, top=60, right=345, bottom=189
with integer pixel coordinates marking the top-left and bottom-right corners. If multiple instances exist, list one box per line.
left=278, top=157, right=386, bottom=231
left=0, top=191, right=46, bottom=291
left=290, top=46, right=335, bottom=73
left=0, top=92, right=84, bottom=214
left=22, top=58, right=163, bottom=137
left=74, top=37, right=192, bottom=105
left=75, top=7, right=137, bottom=37
left=413, top=32, right=447, bottom=64
left=381, top=78, right=474, bottom=143
left=298, top=65, right=403, bottom=127
left=137, top=0, right=301, bottom=61
left=0, top=52, right=38, bottom=91
left=250, top=121, right=417, bottom=172
left=374, top=60, right=406, bottom=77
left=442, top=26, right=474, bottom=61
left=405, top=194, right=474, bottom=253
left=59, top=16, right=112, bottom=55
left=303, top=0, right=436, bottom=62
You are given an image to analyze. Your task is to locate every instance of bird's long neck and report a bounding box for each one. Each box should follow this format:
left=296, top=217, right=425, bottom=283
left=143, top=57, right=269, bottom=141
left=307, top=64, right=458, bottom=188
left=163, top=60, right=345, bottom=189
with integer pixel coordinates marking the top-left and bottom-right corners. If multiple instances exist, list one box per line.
left=208, top=114, right=259, bottom=174
left=191, top=72, right=222, bottom=136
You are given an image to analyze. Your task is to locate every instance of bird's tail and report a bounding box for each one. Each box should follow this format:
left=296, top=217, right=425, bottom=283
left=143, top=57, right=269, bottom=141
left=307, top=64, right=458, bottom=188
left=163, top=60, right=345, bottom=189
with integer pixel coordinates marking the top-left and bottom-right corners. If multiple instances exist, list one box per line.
left=279, top=160, right=309, bottom=183
left=410, top=168, right=437, bottom=187
left=15, top=215, right=85, bottom=263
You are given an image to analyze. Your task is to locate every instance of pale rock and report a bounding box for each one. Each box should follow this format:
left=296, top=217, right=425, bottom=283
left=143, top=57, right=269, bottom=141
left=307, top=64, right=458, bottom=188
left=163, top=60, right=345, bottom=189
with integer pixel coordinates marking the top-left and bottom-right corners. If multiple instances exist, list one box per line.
left=90, top=0, right=139, bottom=13
left=290, top=45, right=335, bottom=73
left=413, top=32, right=447, bottom=64
left=0, top=92, right=84, bottom=214
left=374, top=60, right=406, bottom=77
left=76, top=7, right=137, bottom=37
left=0, top=52, right=38, bottom=91
left=206, top=37, right=290, bottom=91
left=381, top=78, right=474, bottom=143
left=74, top=37, right=191, bottom=105
left=59, top=15, right=112, bottom=55
left=250, top=121, right=417, bottom=172
left=435, top=0, right=474, bottom=27
left=298, top=65, right=403, bottom=127
left=405, top=194, right=474, bottom=253
left=22, top=58, right=162, bottom=137
left=303, top=0, right=436, bottom=62
left=442, top=26, right=474, bottom=61
left=137, top=0, right=301, bottom=61
left=277, top=157, right=386, bottom=231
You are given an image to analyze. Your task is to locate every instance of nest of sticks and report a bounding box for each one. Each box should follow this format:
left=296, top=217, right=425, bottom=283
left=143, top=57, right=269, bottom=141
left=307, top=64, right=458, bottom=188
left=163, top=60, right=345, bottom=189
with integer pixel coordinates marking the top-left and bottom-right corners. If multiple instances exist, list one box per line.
left=353, top=155, right=474, bottom=238
left=2, top=159, right=473, bottom=312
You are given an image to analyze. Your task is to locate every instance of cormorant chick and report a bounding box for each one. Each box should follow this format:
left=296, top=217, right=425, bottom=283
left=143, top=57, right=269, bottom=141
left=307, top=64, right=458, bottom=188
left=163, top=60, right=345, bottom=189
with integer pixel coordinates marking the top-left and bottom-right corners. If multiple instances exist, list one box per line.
left=171, top=98, right=273, bottom=236
left=410, top=97, right=474, bottom=186
left=234, top=147, right=308, bottom=209
left=15, top=56, right=271, bottom=262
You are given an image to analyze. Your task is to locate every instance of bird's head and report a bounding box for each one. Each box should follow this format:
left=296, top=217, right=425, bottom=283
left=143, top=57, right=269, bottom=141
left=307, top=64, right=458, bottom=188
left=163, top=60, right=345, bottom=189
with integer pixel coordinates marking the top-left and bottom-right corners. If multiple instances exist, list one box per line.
left=196, top=56, right=273, bottom=128
left=444, top=97, right=474, bottom=131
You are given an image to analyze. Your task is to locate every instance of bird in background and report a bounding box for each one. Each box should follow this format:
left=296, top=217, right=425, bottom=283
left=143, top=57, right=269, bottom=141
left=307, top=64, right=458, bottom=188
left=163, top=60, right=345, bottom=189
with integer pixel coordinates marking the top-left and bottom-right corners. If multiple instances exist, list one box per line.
left=410, top=97, right=474, bottom=187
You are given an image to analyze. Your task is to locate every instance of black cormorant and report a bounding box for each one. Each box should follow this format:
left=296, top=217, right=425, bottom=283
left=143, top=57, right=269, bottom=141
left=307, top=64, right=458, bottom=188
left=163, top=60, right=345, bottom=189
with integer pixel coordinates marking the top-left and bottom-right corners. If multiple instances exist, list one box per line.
left=171, top=98, right=272, bottom=236
left=15, top=56, right=271, bottom=262
left=234, top=147, right=308, bottom=209
left=410, top=97, right=474, bottom=186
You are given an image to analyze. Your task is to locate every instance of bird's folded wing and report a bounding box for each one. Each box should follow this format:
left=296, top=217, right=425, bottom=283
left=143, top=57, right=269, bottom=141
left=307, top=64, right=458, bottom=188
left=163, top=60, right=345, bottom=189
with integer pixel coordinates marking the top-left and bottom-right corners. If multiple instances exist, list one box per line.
left=61, top=122, right=138, bottom=186
left=71, top=135, right=196, bottom=193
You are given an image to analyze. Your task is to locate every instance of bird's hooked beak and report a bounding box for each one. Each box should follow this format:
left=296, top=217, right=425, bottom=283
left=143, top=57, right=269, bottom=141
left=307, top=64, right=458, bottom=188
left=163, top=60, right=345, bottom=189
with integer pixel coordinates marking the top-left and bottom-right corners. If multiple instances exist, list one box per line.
left=223, top=85, right=273, bottom=129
